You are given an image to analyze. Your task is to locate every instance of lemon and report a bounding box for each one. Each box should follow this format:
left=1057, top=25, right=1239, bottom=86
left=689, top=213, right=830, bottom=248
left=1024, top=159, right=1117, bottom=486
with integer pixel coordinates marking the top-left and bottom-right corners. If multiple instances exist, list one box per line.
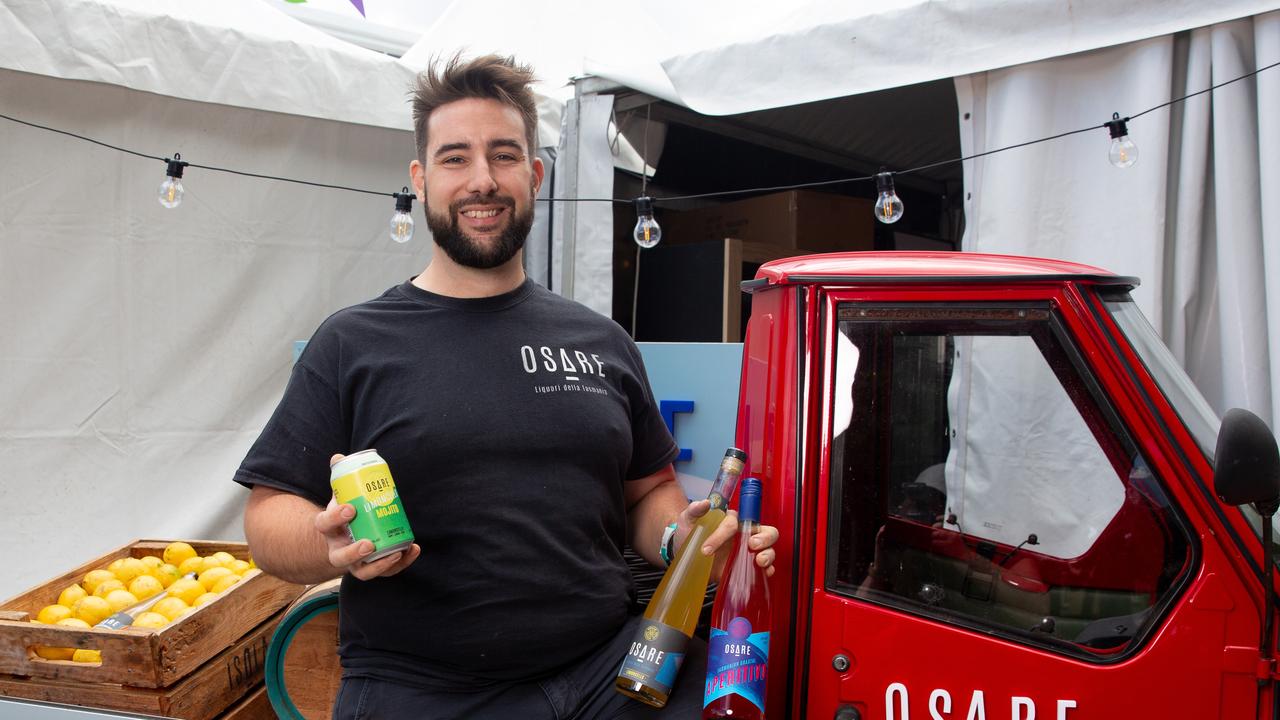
left=166, top=578, right=205, bottom=606
left=72, top=649, right=102, bottom=663
left=112, top=558, right=147, bottom=584
left=131, top=612, right=168, bottom=630
left=197, top=567, right=234, bottom=592
left=176, top=607, right=197, bottom=620
left=209, top=575, right=240, bottom=594
left=33, top=645, right=74, bottom=661
left=198, top=556, right=224, bottom=573
left=154, top=563, right=181, bottom=588
left=151, top=597, right=190, bottom=622
left=104, top=590, right=139, bottom=613
left=57, top=583, right=87, bottom=608
left=106, top=558, right=127, bottom=575
left=36, top=604, right=72, bottom=624
left=72, top=596, right=111, bottom=625
left=177, top=556, right=204, bottom=576
left=92, top=579, right=125, bottom=598
left=247, top=557, right=256, bottom=569
left=211, top=551, right=237, bottom=567
left=35, top=618, right=90, bottom=660
left=82, top=569, right=116, bottom=595
left=139, top=555, right=164, bottom=570
left=163, top=542, right=198, bottom=567
left=227, top=559, right=251, bottom=575
left=128, top=575, right=164, bottom=601
left=193, top=592, right=220, bottom=608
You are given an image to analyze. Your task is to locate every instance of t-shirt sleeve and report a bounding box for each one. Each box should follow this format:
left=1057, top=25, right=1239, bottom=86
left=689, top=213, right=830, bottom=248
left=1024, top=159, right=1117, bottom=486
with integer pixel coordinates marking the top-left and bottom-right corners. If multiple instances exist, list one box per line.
left=622, top=342, right=679, bottom=481
left=232, top=352, right=346, bottom=508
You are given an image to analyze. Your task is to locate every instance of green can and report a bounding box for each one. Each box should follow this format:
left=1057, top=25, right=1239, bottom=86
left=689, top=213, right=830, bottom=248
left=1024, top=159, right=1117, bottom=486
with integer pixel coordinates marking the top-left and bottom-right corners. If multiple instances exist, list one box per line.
left=329, top=449, right=414, bottom=562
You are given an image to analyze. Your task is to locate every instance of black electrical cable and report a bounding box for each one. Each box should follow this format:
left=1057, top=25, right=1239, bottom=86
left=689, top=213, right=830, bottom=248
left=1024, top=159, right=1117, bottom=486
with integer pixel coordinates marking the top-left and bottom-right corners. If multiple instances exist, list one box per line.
left=2, top=59, right=1276, bottom=206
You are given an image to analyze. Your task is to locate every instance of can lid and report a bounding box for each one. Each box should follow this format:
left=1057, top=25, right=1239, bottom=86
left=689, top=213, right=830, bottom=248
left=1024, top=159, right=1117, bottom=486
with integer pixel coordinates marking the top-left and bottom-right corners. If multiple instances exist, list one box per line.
left=329, top=449, right=383, bottom=480
left=723, top=447, right=747, bottom=461
left=739, top=477, right=762, bottom=523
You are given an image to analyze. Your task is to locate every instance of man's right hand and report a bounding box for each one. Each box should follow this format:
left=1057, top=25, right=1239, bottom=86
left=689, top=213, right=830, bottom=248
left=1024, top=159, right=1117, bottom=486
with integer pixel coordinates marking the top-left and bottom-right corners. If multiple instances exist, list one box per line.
left=319, top=453, right=421, bottom=581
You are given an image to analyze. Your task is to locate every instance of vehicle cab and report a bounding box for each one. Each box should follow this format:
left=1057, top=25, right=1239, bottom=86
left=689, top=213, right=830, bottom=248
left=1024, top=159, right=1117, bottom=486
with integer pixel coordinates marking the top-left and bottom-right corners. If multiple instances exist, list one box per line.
left=737, top=251, right=1277, bottom=719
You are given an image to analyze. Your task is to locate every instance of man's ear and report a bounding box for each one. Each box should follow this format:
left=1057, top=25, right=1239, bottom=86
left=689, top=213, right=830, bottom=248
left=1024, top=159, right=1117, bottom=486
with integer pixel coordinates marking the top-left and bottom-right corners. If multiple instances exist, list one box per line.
left=409, top=158, right=427, bottom=203
left=532, top=155, right=545, bottom=195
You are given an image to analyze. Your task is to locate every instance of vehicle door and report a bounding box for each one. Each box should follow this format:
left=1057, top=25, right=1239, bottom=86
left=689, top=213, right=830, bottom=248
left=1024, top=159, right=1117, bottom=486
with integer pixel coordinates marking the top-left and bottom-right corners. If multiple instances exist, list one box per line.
left=802, top=288, right=1260, bottom=719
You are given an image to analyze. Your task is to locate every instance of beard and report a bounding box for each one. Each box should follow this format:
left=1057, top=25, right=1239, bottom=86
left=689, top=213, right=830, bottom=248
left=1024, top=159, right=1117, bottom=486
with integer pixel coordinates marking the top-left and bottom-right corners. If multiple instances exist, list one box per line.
left=425, top=193, right=535, bottom=270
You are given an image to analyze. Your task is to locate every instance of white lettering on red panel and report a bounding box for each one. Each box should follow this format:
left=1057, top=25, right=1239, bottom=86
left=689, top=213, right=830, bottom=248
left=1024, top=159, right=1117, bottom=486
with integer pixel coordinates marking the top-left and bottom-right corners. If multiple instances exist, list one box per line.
left=886, top=685, right=1078, bottom=720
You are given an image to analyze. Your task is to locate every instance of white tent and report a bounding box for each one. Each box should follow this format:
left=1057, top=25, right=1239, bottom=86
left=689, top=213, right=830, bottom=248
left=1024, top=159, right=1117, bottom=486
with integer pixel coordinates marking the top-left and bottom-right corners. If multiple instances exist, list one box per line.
left=563, top=0, right=1280, bottom=430
left=0, top=0, right=438, bottom=596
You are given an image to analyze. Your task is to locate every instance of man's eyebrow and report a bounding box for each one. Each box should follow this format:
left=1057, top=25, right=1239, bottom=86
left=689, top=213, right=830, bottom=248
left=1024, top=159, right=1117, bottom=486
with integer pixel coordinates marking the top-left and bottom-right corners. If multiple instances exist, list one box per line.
left=433, top=142, right=470, bottom=158
left=488, top=138, right=525, bottom=153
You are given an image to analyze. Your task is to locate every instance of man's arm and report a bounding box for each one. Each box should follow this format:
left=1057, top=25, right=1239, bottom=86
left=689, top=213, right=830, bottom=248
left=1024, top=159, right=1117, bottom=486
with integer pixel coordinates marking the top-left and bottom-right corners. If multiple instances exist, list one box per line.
left=625, top=465, right=778, bottom=578
left=244, top=455, right=420, bottom=584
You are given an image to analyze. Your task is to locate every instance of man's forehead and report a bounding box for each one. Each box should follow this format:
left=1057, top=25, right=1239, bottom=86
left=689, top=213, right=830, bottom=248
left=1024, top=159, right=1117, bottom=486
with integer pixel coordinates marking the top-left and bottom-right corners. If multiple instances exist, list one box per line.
left=426, top=97, right=529, bottom=152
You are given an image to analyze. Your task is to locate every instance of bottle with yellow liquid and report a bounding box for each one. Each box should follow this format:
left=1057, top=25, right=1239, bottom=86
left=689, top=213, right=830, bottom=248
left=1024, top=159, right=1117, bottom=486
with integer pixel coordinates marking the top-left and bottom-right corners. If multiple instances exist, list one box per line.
left=614, top=447, right=747, bottom=708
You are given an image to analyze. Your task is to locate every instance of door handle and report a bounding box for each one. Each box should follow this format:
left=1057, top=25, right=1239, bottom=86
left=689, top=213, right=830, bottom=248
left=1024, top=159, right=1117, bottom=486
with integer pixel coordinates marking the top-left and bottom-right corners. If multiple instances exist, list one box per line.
left=834, top=705, right=862, bottom=720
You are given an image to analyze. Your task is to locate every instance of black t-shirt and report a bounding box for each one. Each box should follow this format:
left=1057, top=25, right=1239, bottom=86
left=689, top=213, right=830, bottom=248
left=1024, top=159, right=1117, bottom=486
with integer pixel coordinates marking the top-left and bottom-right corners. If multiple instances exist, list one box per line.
left=234, top=278, right=678, bottom=687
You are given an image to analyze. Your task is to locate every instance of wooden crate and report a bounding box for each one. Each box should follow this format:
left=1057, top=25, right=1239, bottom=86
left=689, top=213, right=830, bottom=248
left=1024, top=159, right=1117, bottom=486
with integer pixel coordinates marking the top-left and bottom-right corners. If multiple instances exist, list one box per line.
left=217, top=684, right=275, bottom=720
left=0, top=611, right=281, bottom=720
left=0, top=539, right=305, bottom=717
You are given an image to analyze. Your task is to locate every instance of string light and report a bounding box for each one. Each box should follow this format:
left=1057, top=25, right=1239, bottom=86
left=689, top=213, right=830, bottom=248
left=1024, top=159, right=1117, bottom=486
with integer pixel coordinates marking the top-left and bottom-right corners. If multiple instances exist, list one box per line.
left=158, top=153, right=188, bottom=209
left=874, top=170, right=904, bottom=224
left=632, top=197, right=661, bottom=248
left=390, top=187, right=415, bottom=244
left=1, top=59, right=1273, bottom=233
left=1104, top=112, right=1138, bottom=168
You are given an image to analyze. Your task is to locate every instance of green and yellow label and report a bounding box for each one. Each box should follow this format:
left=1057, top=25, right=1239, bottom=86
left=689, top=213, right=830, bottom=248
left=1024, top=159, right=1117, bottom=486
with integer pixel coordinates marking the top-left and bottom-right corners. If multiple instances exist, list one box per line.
left=331, top=461, right=413, bottom=554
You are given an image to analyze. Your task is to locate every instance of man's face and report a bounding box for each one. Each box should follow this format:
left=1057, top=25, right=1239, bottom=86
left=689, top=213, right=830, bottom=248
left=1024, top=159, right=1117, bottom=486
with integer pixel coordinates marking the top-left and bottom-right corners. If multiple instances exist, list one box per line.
left=410, top=98, right=544, bottom=270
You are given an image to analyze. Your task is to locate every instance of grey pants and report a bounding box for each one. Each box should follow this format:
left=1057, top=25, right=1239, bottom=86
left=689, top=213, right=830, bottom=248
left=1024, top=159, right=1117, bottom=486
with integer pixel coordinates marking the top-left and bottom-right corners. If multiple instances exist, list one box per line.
left=333, top=615, right=708, bottom=720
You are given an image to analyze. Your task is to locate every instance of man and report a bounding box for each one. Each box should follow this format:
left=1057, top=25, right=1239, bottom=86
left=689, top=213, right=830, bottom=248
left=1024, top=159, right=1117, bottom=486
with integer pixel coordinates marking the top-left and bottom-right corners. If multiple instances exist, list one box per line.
left=235, top=54, right=778, bottom=719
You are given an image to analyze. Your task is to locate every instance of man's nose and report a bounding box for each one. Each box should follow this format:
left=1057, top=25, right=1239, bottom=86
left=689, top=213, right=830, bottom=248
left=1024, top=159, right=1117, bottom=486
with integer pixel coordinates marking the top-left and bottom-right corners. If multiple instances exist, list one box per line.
left=465, top=160, right=498, bottom=195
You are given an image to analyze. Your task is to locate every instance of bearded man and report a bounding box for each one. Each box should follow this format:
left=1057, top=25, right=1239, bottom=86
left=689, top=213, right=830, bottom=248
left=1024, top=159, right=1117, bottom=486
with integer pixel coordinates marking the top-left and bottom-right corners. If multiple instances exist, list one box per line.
left=235, top=54, right=777, bottom=719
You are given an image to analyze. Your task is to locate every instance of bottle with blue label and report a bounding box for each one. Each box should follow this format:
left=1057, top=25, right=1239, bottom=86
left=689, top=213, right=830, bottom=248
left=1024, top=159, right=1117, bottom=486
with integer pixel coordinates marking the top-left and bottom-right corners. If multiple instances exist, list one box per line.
left=703, top=477, right=771, bottom=719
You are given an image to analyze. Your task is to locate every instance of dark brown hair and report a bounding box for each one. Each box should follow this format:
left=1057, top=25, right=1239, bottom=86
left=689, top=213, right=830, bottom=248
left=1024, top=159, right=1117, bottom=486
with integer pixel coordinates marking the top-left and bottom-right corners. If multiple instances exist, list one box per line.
left=411, top=54, right=539, bottom=161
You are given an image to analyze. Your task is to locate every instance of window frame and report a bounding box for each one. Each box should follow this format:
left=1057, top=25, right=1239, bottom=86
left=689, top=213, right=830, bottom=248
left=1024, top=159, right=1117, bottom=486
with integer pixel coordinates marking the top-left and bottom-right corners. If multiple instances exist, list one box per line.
left=821, top=300, right=1198, bottom=663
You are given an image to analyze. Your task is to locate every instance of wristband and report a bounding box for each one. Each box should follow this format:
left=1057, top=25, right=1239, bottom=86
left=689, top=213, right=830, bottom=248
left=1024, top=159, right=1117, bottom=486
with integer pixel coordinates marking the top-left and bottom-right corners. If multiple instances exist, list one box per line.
left=660, top=522, right=678, bottom=564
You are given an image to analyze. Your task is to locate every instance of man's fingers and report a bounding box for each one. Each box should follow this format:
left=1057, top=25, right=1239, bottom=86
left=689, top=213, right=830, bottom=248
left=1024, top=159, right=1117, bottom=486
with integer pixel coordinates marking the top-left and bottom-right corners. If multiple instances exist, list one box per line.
left=680, top=499, right=711, bottom=523
left=700, top=510, right=740, bottom=555
left=755, top=548, right=776, bottom=569
left=329, top=538, right=374, bottom=569
left=348, top=543, right=422, bottom=580
left=377, top=544, right=422, bottom=578
left=315, top=501, right=356, bottom=535
left=330, top=453, right=346, bottom=467
left=748, top=525, right=780, bottom=551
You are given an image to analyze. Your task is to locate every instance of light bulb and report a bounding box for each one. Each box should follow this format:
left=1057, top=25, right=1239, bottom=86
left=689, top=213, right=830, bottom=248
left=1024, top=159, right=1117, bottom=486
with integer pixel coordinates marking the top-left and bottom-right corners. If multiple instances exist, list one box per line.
left=158, top=153, right=188, bottom=209
left=874, top=171, right=904, bottom=224
left=632, top=196, right=661, bottom=248
left=390, top=187, right=415, bottom=244
left=1105, top=113, right=1138, bottom=169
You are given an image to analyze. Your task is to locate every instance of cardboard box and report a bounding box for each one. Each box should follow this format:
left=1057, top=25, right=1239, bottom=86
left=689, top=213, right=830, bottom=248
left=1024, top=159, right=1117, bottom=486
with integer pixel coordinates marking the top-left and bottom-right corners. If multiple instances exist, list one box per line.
left=661, top=190, right=876, bottom=253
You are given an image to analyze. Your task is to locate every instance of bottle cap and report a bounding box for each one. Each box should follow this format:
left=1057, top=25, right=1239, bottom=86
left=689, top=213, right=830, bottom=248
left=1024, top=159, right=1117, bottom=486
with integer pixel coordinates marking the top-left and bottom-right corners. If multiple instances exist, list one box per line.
left=739, top=477, right=762, bottom=523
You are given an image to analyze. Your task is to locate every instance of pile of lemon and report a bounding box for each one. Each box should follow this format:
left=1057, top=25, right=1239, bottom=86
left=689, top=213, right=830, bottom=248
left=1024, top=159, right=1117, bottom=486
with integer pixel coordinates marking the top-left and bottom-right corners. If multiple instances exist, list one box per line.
left=31, top=542, right=256, bottom=663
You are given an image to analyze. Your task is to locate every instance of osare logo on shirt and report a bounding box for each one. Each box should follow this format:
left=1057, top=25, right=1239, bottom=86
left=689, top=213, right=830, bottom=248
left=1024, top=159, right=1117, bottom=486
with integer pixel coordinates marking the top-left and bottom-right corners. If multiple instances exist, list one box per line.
left=520, top=345, right=611, bottom=397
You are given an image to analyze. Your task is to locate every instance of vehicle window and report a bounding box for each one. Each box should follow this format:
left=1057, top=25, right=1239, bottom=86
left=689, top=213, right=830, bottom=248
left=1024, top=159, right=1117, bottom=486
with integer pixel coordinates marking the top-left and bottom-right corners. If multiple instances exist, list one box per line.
left=826, top=305, right=1194, bottom=659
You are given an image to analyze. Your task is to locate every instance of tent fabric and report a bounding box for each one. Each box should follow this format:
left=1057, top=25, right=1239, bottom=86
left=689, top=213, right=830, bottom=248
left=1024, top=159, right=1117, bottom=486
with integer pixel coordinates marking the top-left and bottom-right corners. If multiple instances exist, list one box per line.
left=0, top=64, right=429, bottom=597
left=0, top=0, right=420, bottom=131
left=957, top=11, right=1280, bottom=431
left=643, top=0, right=1280, bottom=116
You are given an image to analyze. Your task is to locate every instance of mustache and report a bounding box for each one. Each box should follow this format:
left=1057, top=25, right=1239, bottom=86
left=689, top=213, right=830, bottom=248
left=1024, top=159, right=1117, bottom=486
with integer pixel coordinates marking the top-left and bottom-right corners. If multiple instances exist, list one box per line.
left=451, top=194, right=516, bottom=213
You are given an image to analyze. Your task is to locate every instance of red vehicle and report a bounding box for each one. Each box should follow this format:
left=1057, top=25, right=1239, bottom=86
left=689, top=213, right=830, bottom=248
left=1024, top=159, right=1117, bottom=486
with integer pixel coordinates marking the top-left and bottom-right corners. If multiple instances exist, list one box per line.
left=736, top=252, right=1280, bottom=719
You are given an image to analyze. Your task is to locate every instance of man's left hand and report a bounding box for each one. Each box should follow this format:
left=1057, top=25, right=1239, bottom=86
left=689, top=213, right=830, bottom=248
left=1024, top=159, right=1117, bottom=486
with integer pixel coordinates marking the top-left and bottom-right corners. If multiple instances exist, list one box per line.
left=676, top=499, right=779, bottom=577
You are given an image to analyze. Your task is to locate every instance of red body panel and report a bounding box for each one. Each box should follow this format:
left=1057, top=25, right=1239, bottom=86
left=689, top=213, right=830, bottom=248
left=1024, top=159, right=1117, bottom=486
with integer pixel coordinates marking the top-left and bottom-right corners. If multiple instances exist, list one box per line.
left=735, top=252, right=1274, bottom=720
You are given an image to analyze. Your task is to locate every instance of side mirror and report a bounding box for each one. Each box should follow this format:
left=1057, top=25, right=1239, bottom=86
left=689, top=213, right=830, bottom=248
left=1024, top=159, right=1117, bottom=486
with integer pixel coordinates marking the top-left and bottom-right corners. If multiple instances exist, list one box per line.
left=1214, top=408, right=1280, bottom=515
